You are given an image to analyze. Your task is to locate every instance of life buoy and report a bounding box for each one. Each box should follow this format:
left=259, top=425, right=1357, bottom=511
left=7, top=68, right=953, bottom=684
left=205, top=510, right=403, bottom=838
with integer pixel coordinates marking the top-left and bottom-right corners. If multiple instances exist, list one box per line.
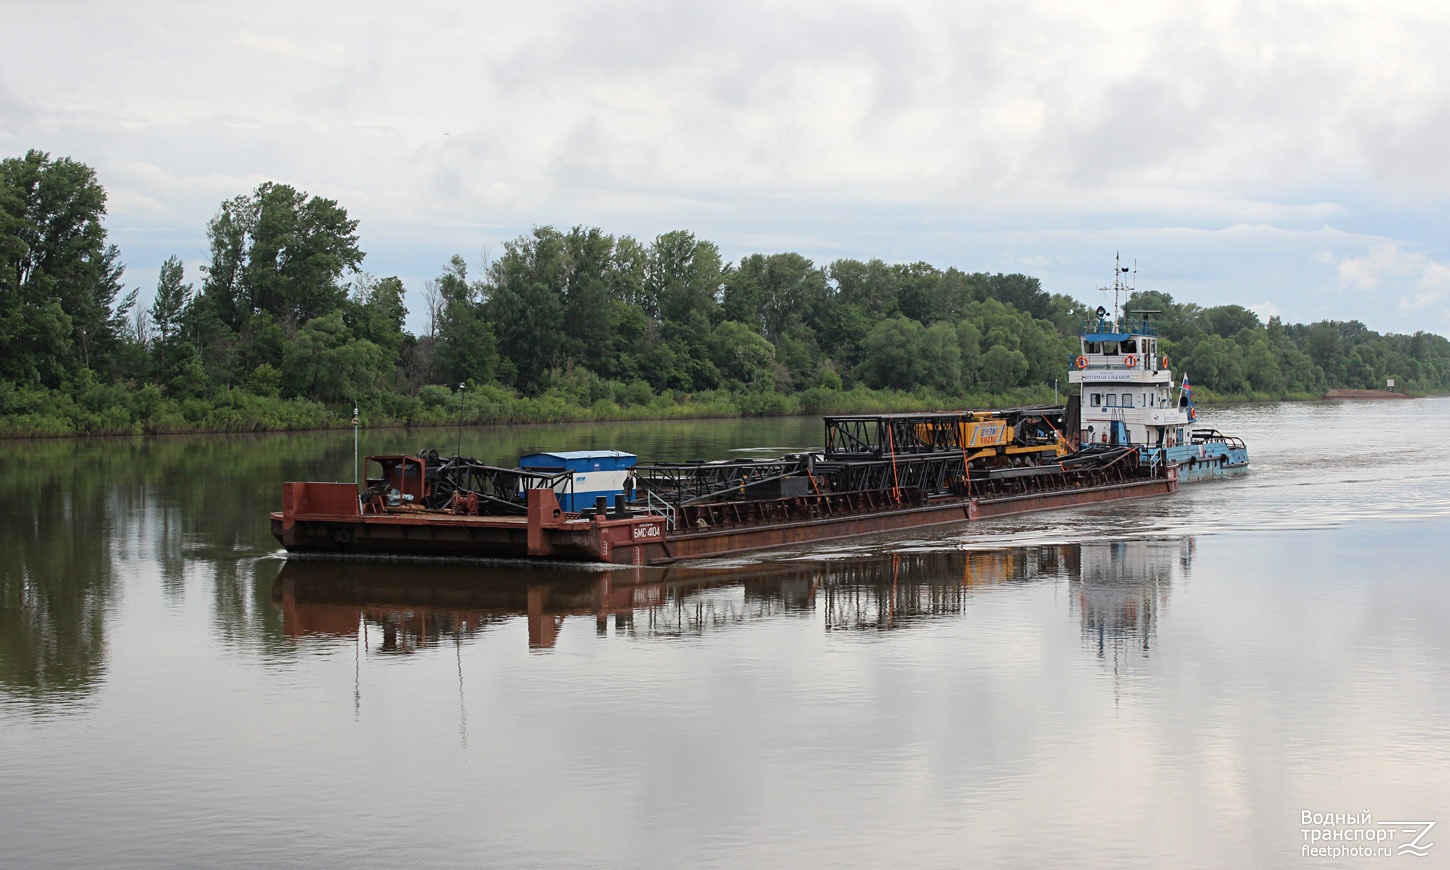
left=1075, top=355, right=1089, bottom=369
left=1161, top=355, right=1169, bottom=368
left=1123, top=355, right=1138, bottom=368
left=1189, top=407, right=1197, bottom=420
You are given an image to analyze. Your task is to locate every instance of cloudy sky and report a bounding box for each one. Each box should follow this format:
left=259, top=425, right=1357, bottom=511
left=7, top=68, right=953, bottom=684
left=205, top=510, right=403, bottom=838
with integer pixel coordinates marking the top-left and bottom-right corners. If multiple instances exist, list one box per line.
left=6, top=0, right=1450, bottom=337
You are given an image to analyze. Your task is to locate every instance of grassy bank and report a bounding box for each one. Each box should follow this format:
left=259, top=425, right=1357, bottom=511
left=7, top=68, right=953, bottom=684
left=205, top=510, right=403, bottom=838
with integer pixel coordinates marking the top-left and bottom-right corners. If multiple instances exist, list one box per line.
left=0, top=380, right=1071, bottom=439
left=8, top=377, right=1426, bottom=441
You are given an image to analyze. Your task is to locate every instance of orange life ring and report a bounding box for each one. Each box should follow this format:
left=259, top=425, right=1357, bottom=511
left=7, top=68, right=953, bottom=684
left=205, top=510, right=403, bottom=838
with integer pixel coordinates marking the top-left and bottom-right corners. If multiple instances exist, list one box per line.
left=1161, top=355, right=1169, bottom=368
left=1075, top=355, right=1089, bottom=369
left=1123, top=355, right=1138, bottom=368
left=1189, top=407, right=1198, bottom=420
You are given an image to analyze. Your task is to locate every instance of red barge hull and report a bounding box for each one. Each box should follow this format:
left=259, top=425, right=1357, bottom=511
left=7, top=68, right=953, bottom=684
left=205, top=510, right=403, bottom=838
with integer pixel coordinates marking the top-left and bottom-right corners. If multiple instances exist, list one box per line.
left=271, top=471, right=1177, bottom=566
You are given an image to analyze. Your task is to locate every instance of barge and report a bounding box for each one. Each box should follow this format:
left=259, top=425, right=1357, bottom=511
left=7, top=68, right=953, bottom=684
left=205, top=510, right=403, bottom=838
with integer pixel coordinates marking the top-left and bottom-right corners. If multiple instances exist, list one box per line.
left=272, top=409, right=1177, bottom=565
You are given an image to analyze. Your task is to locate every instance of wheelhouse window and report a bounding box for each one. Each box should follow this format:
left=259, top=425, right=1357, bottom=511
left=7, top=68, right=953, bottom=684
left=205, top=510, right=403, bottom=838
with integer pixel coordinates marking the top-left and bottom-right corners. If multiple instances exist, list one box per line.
left=1090, top=392, right=1102, bottom=407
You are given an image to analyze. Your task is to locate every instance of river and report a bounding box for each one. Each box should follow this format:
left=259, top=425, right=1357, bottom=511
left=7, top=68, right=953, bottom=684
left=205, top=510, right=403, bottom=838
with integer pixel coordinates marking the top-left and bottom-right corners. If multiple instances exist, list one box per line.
left=3, top=400, right=1449, bottom=868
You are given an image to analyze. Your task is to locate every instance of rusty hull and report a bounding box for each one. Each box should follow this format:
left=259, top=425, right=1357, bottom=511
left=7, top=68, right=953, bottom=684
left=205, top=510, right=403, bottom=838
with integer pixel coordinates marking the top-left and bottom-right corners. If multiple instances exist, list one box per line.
left=272, top=471, right=1175, bottom=566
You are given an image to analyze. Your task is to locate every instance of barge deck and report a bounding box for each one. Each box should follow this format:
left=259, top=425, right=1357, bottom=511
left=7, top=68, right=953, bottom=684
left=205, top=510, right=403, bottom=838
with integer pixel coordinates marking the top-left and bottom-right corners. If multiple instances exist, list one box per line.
left=271, top=417, right=1177, bottom=566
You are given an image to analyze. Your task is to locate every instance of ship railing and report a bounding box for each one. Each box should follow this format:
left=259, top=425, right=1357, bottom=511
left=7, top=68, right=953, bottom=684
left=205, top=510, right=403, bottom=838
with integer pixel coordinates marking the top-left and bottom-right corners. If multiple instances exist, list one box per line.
left=645, top=489, right=678, bottom=531
left=1068, top=353, right=1166, bottom=372
left=1077, top=319, right=1160, bottom=337
left=1190, top=428, right=1246, bottom=451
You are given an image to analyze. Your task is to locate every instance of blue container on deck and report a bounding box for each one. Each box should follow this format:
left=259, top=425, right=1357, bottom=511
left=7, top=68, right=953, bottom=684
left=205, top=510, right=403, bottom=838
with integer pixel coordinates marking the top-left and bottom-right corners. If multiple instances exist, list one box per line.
left=517, top=450, right=637, bottom=513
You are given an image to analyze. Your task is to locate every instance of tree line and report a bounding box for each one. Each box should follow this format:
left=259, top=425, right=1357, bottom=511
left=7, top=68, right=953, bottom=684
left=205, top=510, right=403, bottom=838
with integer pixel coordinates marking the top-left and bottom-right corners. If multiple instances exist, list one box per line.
left=4, top=149, right=1450, bottom=437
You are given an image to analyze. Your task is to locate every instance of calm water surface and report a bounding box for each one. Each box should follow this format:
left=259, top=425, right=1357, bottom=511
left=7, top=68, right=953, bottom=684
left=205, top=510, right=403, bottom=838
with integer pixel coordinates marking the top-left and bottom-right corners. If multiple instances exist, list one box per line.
left=3, top=401, right=1450, bottom=868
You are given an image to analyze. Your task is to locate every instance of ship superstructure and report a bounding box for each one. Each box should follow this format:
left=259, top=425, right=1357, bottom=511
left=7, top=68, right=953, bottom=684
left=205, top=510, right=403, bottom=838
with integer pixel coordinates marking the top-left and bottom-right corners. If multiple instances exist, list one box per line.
left=1066, top=257, right=1248, bottom=483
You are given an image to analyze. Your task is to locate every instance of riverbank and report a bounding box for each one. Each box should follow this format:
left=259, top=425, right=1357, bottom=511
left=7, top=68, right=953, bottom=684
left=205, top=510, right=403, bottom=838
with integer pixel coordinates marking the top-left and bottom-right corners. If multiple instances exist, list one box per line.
left=0, top=382, right=1065, bottom=440
left=1324, top=388, right=1411, bottom=399
left=1, top=379, right=1435, bottom=440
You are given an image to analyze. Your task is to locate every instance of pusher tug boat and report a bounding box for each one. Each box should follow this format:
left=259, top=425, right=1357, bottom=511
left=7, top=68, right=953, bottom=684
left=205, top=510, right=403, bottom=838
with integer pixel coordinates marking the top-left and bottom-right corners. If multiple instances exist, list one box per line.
left=1068, top=257, right=1249, bottom=482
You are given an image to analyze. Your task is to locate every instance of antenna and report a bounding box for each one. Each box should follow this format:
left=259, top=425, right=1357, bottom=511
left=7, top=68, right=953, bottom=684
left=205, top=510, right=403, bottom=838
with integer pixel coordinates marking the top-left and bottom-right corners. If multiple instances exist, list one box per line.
left=456, top=383, right=466, bottom=458
left=1114, top=252, right=1124, bottom=328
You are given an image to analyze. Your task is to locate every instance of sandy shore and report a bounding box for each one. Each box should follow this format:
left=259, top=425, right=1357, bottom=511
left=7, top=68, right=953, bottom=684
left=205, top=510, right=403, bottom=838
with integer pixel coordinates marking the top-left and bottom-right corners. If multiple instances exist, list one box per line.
left=1325, top=388, right=1410, bottom=399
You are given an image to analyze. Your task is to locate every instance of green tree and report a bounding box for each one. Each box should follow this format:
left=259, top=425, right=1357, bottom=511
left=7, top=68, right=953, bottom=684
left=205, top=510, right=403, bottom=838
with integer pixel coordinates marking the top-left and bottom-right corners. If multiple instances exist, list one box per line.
left=175, top=289, right=233, bottom=392
left=658, top=311, right=719, bottom=391
left=280, top=311, right=388, bottom=402
left=895, top=262, right=944, bottom=323
left=0, top=150, right=127, bottom=386
left=149, top=255, right=191, bottom=387
left=858, top=316, right=926, bottom=390
left=1304, top=321, right=1346, bottom=384
left=956, top=320, right=984, bottom=387
left=828, top=258, right=900, bottom=318
left=709, top=320, right=776, bottom=386
left=486, top=229, right=570, bottom=393
left=983, top=273, right=1053, bottom=321
left=609, top=235, right=649, bottom=309
left=562, top=226, right=616, bottom=368
left=1200, top=304, right=1261, bottom=338
left=919, top=322, right=963, bottom=391
left=346, top=274, right=408, bottom=362
left=200, top=182, right=363, bottom=332
left=433, top=256, right=499, bottom=387
left=1346, top=344, right=1379, bottom=389
left=812, top=301, right=875, bottom=367
left=723, top=252, right=826, bottom=343
left=979, top=345, right=1029, bottom=393
left=605, top=300, right=649, bottom=383
left=1277, top=345, right=1322, bottom=394
left=1241, top=338, right=1284, bottom=393
left=1179, top=334, right=1248, bottom=393
left=646, top=230, right=722, bottom=324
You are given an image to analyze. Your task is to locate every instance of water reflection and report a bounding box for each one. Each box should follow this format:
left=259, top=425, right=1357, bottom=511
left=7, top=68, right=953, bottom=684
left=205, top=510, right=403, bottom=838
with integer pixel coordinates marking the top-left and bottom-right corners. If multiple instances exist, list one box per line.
left=0, top=441, right=122, bottom=709
left=0, top=429, right=1194, bottom=708
left=0, top=418, right=829, bottom=708
left=1071, top=539, right=1191, bottom=663
left=0, top=434, right=342, bottom=709
left=272, top=561, right=811, bottom=650
left=271, top=539, right=1193, bottom=657
left=820, top=548, right=1069, bottom=631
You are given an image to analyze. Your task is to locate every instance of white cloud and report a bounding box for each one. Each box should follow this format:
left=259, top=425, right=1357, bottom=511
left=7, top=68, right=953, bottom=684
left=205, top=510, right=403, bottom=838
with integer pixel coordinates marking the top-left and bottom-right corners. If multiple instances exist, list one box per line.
left=1248, top=302, right=1282, bottom=323
left=1335, top=244, right=1404, bottom=290
left=1327, top=243, right=1450, bottom=310
left=7, top=0, right=1450, bottom=336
